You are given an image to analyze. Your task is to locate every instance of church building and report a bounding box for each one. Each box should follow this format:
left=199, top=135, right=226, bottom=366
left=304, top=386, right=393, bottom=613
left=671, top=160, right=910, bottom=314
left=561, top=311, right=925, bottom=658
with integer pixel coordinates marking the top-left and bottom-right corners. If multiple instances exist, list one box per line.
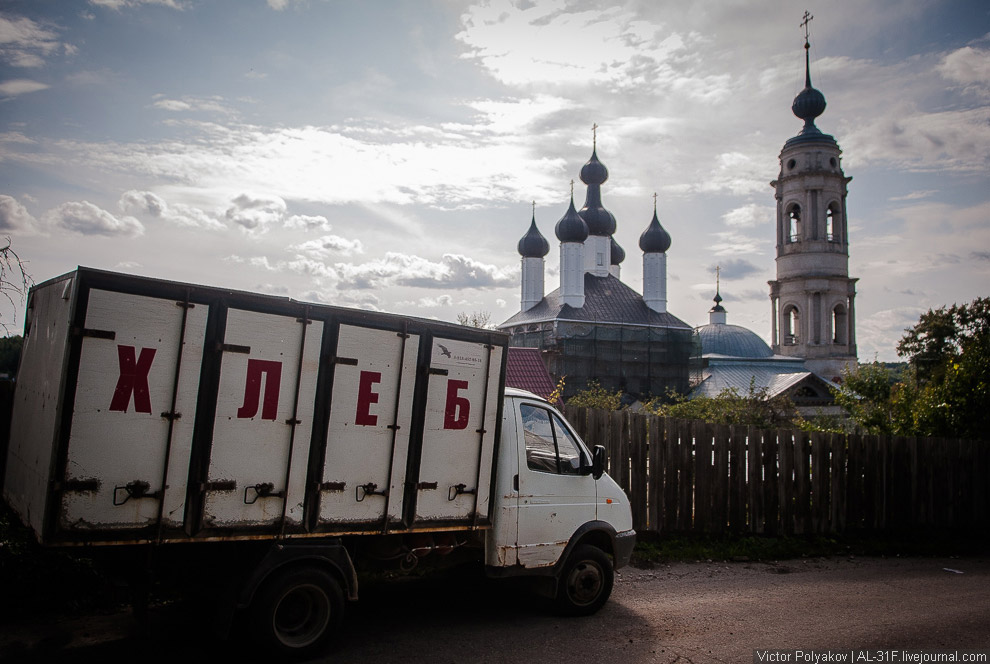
left=498, top=136, right=696, bottom=400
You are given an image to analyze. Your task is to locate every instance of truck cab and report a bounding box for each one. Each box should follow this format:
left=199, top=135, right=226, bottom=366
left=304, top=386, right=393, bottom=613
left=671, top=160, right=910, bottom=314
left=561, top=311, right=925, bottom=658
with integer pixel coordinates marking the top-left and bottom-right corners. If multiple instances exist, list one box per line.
left=488, top=388, right=635, bottom=614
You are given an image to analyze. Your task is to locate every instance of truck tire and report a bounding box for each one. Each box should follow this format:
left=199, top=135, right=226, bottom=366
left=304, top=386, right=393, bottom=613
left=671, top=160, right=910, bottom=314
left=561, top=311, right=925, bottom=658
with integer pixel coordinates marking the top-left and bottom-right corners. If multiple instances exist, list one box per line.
left=252, top=564, right=344, bottom=659
left=555, top=544, right=614, bottom=616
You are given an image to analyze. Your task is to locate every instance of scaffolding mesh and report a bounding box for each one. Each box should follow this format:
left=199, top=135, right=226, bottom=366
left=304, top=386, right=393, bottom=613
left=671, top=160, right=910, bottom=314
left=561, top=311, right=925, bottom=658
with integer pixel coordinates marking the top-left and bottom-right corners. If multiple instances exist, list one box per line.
left=509, top=322, right=700, bottom=400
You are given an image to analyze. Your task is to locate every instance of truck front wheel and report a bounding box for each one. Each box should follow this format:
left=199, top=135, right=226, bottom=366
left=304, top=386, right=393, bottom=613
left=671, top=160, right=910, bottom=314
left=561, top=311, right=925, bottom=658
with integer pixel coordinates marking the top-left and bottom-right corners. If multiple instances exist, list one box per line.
left=252, top=565, right=344, bottom=658
left=555, top=544, right=614, bottom=616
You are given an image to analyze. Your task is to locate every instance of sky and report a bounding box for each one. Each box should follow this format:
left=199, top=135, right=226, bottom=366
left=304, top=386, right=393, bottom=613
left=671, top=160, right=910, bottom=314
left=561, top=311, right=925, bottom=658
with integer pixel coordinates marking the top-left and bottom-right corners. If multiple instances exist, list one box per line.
left=1, top=0, right=988, bottom=362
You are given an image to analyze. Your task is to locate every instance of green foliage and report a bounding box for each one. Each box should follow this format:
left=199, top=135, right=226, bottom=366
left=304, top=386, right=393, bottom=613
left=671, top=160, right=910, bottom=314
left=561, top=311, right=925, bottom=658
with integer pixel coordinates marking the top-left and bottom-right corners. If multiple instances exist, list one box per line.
left=566, top=380, right=623, bottom=411
left=645, top=380, right=794, bottom=429
left=0, top=335, right=22, bottom=376
left=835, top=298, right=989, bottom=439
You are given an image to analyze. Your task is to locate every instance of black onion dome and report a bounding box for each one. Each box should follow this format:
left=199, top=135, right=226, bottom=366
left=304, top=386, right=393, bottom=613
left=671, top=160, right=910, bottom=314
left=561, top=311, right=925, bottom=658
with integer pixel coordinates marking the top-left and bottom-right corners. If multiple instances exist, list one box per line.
left=518, top=214, right=549, bottom=258
left=578, top=147, right=617, bottom=236
left=610, top=237, right=625, bottom=265
left=579, top=202, right=617, bottom=236
left=580, top=148, right=608, bottom=186
left=555, top=196, right=589, bottom=243
left=710, top=290, right=726, bottom=313
left=639, top=208, right=671, bottom=253
left=792, top=85, right=826, bottom=123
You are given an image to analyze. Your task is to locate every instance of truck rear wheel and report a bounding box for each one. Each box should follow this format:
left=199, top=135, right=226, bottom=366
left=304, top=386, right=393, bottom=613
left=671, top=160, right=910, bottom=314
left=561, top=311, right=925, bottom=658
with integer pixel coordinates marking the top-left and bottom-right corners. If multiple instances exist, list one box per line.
left=252, top=565, right=344, bottom=658
left=555, top=544, right=614, bottom=616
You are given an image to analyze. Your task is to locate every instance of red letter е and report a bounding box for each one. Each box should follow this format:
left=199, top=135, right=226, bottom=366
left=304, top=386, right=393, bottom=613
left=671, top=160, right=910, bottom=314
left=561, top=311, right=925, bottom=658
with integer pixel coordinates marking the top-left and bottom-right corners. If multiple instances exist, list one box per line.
left=355, top=371, right=382, bottom=426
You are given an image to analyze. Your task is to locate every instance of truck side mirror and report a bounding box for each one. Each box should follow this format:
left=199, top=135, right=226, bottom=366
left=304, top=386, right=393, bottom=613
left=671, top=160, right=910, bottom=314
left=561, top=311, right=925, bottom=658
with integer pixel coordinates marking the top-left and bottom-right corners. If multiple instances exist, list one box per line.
left=591, top=445, right=606, bottom=480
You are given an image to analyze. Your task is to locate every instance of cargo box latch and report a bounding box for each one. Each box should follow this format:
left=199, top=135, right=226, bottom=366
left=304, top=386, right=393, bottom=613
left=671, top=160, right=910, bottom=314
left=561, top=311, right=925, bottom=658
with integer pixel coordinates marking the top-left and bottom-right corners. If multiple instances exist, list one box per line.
left=356, top=482, right=388, bottom=502
left=448, top=483, right=477, bottom=501
left=113, top=480, right=161, bottom=506
left=244, top=482, right=285, bottom=505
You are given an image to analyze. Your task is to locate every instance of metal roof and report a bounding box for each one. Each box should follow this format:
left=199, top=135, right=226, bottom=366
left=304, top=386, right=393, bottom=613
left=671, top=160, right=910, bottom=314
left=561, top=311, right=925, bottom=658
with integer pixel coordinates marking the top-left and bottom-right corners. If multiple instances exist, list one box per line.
left=498, top=273, right=692, bottom=330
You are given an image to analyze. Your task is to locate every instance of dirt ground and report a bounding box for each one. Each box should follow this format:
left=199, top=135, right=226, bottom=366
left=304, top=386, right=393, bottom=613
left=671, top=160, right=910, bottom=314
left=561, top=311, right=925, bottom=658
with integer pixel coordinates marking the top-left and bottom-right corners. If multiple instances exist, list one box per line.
left=2, top=555, right=989, bottom=663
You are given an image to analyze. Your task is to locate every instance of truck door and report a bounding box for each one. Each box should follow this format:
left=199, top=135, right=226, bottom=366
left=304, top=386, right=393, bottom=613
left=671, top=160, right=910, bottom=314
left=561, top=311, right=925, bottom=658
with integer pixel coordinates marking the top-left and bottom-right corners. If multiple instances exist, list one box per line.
left=202, top=308, right=322, bottom=530
left=414, top=338, right=502, bottom=525
left=513, top=401, right=597, bottom=567
left=317, top=324, right=419, bottom=528
left=61, top=289, right=207, bottom=533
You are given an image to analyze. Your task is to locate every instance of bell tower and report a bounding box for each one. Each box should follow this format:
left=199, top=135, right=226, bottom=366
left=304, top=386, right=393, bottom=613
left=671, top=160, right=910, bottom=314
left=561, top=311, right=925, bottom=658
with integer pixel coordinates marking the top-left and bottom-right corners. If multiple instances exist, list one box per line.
left=768, top=12, right=858, bottom=381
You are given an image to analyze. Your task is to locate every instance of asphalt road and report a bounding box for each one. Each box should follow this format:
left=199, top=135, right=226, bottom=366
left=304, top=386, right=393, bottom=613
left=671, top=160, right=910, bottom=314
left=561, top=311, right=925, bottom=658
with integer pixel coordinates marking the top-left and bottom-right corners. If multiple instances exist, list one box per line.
left=3, top=555, right=989, bottom=663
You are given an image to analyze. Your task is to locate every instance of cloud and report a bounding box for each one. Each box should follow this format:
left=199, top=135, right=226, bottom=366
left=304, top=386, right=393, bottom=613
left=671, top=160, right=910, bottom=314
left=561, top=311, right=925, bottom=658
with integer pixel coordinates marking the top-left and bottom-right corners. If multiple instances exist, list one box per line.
left=708, top=259, right=761, bottom=280
left=708, top=230, right=761, bottom=256
left=938, top=45, right=990, bottom=99
left=151, top=94, right=236, bottom=116
left=722, top=203, right=774, bottom=228
left=119, top=189, right=224, bottom=230
left=335, top=252, right=516, bottom=290
left=293, top=235, right=364, bottom=258
left=44, top=200, right=144, bottom=236
left=0, top=79, right=49, bottom=98
left=88, top=0, right=186, bottom=10
left=225, top=193, right=288, bottom=232
left=0, top=195, right=39, bottom=233
left=0, top=14, right=65, bottom=68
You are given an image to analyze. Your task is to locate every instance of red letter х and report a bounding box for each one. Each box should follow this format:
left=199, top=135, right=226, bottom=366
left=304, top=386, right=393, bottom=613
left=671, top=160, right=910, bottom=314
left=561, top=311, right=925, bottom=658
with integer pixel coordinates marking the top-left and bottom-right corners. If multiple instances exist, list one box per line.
left=237, top=359, right=282, bottom=420
left=109, top=345, right=157, bottom=414
left=443, top=379, right=471, bottom=430
left=355, top=371, right=382, bottom=426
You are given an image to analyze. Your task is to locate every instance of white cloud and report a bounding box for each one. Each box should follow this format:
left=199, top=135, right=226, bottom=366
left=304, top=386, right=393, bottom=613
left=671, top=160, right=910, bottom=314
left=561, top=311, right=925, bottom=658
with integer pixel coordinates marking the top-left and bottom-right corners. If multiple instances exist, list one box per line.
left=0, top=79, right=49, bottom=98
left=44, top=200, right=144, bottom=237
left=293, top=235, right=364, bottom=258
left=0, top=14, right=64, bottom=68
left=335, top=252, right=516, bottom=290
left=119, top=189, right=224, bottom=230
left=722, top=203, right=773, bottom=228
left=0, top=195, right=39, bottom=234
left=88, top=0, right=186, bottom=10
left=938, top=45, right=990, bottom=98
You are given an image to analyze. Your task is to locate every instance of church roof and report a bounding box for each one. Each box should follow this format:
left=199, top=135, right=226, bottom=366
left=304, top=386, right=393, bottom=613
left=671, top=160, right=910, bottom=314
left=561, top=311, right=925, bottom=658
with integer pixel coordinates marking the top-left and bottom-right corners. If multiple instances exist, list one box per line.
left=696, top=322, right=773, bottom=359
left=499, top=273, right=692, bottom=330
left=690, top=366, right=838, bottom=400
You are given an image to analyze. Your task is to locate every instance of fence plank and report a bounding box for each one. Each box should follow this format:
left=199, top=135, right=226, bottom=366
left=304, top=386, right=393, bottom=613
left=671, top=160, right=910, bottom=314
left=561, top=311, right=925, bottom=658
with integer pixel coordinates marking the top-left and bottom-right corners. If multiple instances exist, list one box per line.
left=712, top=424, right=730, bottom=534
left=647, top=414, right=663, bottom=532
left=729, top=425, right=747, bottom=532
left=677, top=420, right=693, bottom=531
left=629, top=412, right=648, bottom=532
left=829, top=433, right=846, bottom=533
left=777, top=430, right=793, bottom=535
left=692, top=421, right=711, bottom=532
left=746, top=426, right=763, bottom=534
left=663, top=418, right=679, bottom=531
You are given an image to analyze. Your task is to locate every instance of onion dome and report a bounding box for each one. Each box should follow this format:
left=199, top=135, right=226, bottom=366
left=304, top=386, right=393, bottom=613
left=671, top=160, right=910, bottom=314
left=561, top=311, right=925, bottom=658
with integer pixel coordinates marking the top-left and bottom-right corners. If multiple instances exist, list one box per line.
left=786, top=33, right=835, bottom=146
left=578, top=147, right=617, bottom=236
left=580, top=148, right=608, bottom=186
left=518, top=212, right=549, bottom=258
left=555, top=194, right=589, bottom=243
left=610, top=237, right=625, bottom=265
left=639, top=202, right=671, bottom=253
left=710, top=289, right=726, bottom=314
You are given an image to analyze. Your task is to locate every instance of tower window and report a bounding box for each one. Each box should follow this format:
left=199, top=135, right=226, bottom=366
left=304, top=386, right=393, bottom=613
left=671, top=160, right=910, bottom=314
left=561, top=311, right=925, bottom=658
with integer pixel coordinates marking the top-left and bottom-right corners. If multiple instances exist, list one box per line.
left=787, top=204, right=801, bottom=243
left=787, top=159, right=796, bottom=170
left=833, top=304, right=848, bottom=345
left=826, top=203, right=840, bottom=242
left=596, top=252, right=604, bottom=267
left=783, top=305, right=800, bottom=344
left=830, top=157, right=837, bottom=168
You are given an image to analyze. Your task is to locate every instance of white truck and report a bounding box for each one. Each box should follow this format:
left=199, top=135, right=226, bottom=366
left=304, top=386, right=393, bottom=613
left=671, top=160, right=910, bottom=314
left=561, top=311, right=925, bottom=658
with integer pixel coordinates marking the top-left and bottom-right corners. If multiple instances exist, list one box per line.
left=2, top=267, right=635, bottom=657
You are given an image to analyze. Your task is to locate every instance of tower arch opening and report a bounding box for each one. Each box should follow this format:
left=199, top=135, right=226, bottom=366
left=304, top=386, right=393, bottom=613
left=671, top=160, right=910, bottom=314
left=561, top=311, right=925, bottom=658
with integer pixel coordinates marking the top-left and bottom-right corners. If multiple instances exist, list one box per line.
left=783, top=304, right=800, bottom=345
left=786, top=203, right=801, bottom=243
left=832, top=303, right=848, bottom=344
left=826, top=202, right=841, bottom=242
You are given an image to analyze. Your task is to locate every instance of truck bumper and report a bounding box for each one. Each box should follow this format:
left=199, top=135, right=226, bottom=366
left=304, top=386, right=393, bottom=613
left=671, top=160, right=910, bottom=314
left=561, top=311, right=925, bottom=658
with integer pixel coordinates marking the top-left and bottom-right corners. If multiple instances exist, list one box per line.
left=613, top=529, right=636, bottom=569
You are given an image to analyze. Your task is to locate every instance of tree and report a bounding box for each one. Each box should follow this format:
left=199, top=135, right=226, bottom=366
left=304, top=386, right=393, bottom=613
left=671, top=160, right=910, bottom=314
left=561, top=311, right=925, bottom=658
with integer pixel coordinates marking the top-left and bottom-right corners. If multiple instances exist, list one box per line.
left=835, top=298, right=990, bottom=439
left=1, top=237, right=31, bottom=334
left=456, top=311, right=493, bottom=329
left=565, top=381, right=623, bottom=411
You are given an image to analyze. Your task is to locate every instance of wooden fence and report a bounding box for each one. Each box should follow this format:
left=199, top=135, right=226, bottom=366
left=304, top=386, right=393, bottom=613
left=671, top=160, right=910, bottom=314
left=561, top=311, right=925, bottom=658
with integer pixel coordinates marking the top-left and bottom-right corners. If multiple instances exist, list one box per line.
left=562, top=406, right=990, bottom=535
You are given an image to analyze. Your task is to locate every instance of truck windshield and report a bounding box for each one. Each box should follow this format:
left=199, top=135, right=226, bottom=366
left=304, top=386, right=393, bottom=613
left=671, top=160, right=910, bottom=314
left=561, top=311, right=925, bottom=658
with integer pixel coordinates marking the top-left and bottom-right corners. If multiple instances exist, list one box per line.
left=520, top=404, right=584, bottom=475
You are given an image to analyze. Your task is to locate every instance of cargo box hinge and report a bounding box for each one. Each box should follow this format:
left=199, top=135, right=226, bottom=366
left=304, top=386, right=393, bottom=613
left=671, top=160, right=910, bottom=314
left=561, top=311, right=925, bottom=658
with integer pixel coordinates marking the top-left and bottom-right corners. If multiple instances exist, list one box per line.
left=356, top=482, right=388, bottom=502
left=75, top=327, right=115, bottom=340
left=448, top=483, right=477, bottom=501
left=160, top=411, right=182, bottom=421
left=113, top=480, right=162, bottom=506
left=244, top=482, right=285, bottom=505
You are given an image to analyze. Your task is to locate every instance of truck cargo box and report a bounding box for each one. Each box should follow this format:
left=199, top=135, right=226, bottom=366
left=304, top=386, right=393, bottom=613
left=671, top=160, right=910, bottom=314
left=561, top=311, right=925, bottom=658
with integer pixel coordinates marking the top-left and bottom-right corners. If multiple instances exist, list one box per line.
left=4, top=268, right=507, bottom=545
